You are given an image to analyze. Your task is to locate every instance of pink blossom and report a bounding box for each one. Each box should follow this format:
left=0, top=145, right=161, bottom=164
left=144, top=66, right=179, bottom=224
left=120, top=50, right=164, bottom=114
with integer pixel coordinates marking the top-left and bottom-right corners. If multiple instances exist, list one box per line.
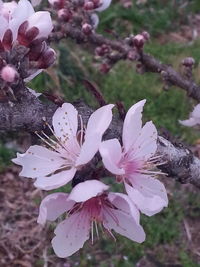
left=95, top=0, right=112, bottom=11
left=83, top=0, right=112, bottom=28
left=100, top=100, right=168, bottom=216
left=0, top=1, right=17, bottom=20
left=38, top=180, right=145, bottom=257
left=179, top=104, right=200, bottom=127
left=0, top=0, right=53, bottom=43
left=13, top=103, right=114, bottom=190
left=0, top=0, right=54, bottom=81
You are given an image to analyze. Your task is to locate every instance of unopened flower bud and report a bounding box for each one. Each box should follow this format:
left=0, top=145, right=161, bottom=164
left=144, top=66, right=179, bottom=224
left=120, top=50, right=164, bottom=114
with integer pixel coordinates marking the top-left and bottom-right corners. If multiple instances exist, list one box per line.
left=37, top=48, right=56, bottom=68
left=99, top=63, right=110, bottom=73
left=127, top=50, right=137, bottom=61
left=84, top=1, right=94, bottom=10
left=82, top=23, right=92, bottom=35
left=58, top=8, right=72, bottom=22
left=141, top=31, right=150, bottom=41
left=182, top=57, right=195, bottom=67
left=1, top=65, right=18, bottom=83
left=49, top=0, right=64, bottom=9
left=95, top=47, right=103, bottom=56
left=124, top=37, right=132, bottom=45
left=95, top=45, right=110, bottom=56
left=92, top=0, right=101, bottom=8
left=133, top=34, right=145, bottom=48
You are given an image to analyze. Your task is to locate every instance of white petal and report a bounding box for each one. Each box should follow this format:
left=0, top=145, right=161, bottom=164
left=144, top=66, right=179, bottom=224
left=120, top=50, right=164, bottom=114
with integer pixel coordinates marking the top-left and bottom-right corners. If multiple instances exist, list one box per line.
left=69, top=180, right=109, bottom=203
left=9, top=0, right=34, bottom=41
left=192, top=103, right=200, bottom=118
left=76, top=104, right=114, bottom=166
left=75, top=133, right=101, bottom=167
left=37, top=193, right=74, bottom=225
left=129, top=121, right=157, bottom=161
left=1, top=1, right=18, bottom=19
left=34, top=167, right=76, bottom=190
left=95, top=0, right=112, bottom=11
left=90, top=13, right=99, bottom=28
left=24, top=69, right=42, bottom=82
left=179, top=118, right=198, bottom=127
left=99, top=139, right=125, bottom=175
left=12, top=145, right=66, bottom=178
left=27, top=87, right=42, bottom=97
left=108, top=192, right=140, bottom=224
left=179, top=104, right=200, bottom=127
left=84, top=104, right=114, bottom=138
left=123, top=99, right=146, bottom=152
left=52, top=103, right=78, bottom=143
left=103, top=208, right=145, bottom=243
left=52, top=212, right=90, bottom=257
left=27, top=11, right=53, bottom=39
left=125, top=175, right=168, bottom=216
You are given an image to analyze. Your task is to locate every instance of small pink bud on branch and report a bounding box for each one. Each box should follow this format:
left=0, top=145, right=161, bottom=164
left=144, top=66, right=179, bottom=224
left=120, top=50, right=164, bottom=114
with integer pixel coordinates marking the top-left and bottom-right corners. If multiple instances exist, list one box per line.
left=1, top=65, right=19, bottom=83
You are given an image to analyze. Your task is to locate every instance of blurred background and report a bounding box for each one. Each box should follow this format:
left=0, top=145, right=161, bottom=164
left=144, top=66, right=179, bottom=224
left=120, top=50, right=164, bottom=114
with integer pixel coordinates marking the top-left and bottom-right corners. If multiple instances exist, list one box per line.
left=1, top=0, right=200, bottom=266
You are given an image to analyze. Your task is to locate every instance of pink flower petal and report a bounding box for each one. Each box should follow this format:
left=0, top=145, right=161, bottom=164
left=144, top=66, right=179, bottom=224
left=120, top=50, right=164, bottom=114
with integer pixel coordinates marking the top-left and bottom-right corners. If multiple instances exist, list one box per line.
left=84, top=104, right=114, bottom=138
left=91, top=13, right=99, bottom=28
left=27, top=11, right=53, bottom=39
left=192, top=104, right=200, bottom=118
left=129, top=121, right=157, bottom=161
left=123, top=99, right=146, bottom=153
left=125, top=175, right=168, bottom=216
left=179, top=104, right=200, bottom=127
left=24, top=69, right=42, bottom=82
left=1, top=1, right=18, bottom=20
left=12, top=145, right=67, bottom=178
left=34, top=167, right=76, bottom=190
left=179, top=118, right=198, bottom=127
left=52, top=103, right=78, bottom=143
left=9, top=0, right=34, bottom=41
left=95, top=0, right=112, bottom=11
left=76, top=104, right=114, bottom=166
left=52, top=211, right=90, bottom=257
left=75, top=133, right=101, bottom=167
left=99, top=139, right=125, bottom=175
left=69, top=180, right=109, bottom=203
left=103, top=208, right=145, bottom=243
left=37, top=193, right=75, bottom=225
left=108, top=192, right=140, bottom=225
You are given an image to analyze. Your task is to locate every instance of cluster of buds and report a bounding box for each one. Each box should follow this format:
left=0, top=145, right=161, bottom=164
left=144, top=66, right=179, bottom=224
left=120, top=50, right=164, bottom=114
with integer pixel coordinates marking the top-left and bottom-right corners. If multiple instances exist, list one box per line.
left=83, top=0, right=111, bottom=11
left=95, top=44, right=110, bottom=56
left=181, top=57, right=195, bottom=81
left=0, top=0, right=55, bottom=95
left=125, top=31, right=150, bottom=50
left=43, top=0, right=112, bottom=37
left=13, top=100, right=168, bottom=257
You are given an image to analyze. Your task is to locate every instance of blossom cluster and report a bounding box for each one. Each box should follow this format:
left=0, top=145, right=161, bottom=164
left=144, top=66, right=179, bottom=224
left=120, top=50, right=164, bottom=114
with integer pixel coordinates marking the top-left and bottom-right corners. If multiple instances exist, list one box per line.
left=0, top=0, right=55, bottom=91
left=13, top=99, right=168, bottom=257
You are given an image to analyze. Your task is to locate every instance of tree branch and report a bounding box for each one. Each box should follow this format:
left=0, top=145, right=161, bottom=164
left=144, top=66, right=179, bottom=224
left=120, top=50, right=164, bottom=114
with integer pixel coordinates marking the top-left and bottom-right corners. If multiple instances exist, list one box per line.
left=1, top=84, right=200, bottom=188
left=51, top=25, right=200, bottom=102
